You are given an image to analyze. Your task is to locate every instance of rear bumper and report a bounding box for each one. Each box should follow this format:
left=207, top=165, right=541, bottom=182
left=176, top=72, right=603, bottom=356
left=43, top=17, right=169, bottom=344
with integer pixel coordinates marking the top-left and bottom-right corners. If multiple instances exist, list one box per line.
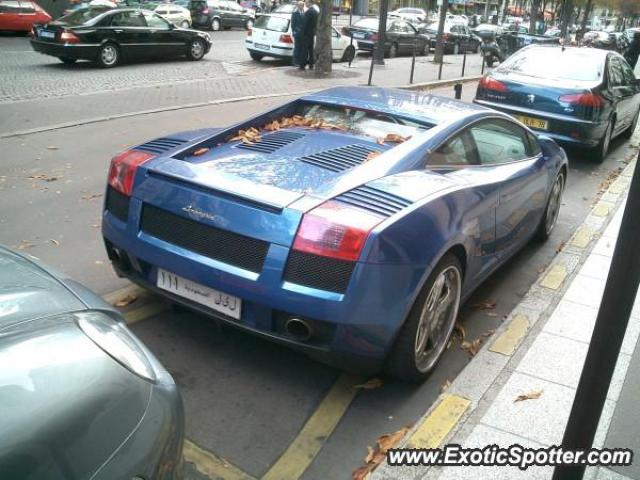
left=245, top=40, right=293, bottom=59
left=30, top=39, right=99, bottom=60
left=474, top=98, right=606, bottom=148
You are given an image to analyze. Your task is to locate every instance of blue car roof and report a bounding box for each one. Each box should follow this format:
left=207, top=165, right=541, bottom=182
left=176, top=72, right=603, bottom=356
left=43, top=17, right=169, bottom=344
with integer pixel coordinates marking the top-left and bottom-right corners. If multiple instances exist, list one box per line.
left=300, top=86, right=488, bottom=127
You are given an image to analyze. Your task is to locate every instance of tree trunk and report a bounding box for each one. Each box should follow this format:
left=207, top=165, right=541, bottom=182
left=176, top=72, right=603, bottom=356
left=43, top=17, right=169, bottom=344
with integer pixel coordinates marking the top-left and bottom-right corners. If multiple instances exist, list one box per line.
left=433, top=0, right=449, bottom=64
left=529, top=0, right=541, bottom=33
left=560, top=0, right=573, bottom=40
left=314, top=0, right=333, bottom=77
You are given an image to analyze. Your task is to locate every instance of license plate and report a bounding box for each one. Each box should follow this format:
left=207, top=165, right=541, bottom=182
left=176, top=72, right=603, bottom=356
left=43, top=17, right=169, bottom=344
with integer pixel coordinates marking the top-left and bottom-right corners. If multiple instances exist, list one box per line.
left=515, top=115, right=548, bottom=130
left=254, top=42, right=270, bottom=50
left=352, top=32, right=365, bottom=39
left=39, top=30, right=55, bottom=39
left=157, top=268, right=242, bottom=320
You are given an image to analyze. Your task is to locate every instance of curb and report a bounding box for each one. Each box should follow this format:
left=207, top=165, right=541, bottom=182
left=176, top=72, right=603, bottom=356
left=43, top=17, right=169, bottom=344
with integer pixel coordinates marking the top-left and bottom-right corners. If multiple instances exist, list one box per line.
left=372, top=143, right=639, bottom=480
left=0, top=76, right=482, bottom=139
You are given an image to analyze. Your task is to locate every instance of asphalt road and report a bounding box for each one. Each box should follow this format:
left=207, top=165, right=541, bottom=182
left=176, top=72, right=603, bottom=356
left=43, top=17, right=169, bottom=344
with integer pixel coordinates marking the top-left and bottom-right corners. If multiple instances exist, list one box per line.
left=1, top=75, right=637, bottom=479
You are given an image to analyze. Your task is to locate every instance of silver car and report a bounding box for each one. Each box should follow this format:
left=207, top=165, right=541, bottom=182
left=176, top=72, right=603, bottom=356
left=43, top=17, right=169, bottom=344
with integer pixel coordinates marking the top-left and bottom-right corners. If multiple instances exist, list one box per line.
left=0, top=245, right=184, bottom=479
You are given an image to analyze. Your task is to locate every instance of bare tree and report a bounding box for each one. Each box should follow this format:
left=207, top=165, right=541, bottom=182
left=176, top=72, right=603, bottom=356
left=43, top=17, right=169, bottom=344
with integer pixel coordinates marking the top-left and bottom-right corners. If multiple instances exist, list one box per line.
left=433, top=0, right=449, bottom=64
left=314, top=0, right=332, bottom=77
left=530, top=0, right=541, bottom=32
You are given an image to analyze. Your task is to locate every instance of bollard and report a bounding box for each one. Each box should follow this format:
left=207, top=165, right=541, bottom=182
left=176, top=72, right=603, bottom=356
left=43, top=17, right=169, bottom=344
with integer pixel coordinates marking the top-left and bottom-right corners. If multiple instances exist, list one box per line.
left=368, top=46, right=375, bottom=86
left=410, top=40, right=417, bottom=84
left=438, top=58, right=443, bottom=80
left=454, top=82, right=462, bottom=99
left=348, top=35, right=354, bottom=68
left=461, top=44, right=467, bottom=77
left=481, top=53, right=485, bottom=75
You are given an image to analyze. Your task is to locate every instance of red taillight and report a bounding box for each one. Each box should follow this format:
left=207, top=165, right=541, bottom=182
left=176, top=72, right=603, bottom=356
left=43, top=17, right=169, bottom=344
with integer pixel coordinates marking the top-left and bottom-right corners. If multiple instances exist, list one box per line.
left=60, top=31, right=80, bottom=44
left=279, top=34, right=293, bottom=44
left=479, top=76, right=508, bottom=92
left=107, top=150, right=155, bottom=196
left=558, top=92, right=604, bottom=108
left=202, top=7, right=209, bottom=14
left=292, top=201, right=383, bottom=262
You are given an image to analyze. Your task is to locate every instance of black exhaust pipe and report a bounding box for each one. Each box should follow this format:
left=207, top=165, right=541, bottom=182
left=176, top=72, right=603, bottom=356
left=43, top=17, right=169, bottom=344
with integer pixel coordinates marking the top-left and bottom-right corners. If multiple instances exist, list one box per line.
left=285, top=318, right=312, bottom=342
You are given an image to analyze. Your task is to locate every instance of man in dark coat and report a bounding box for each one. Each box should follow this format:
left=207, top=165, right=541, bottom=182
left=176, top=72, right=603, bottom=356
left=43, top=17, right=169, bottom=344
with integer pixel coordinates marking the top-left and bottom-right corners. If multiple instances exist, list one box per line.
left=625, top=31, right=640, bottom=69
left=301, top=0, right=318, bottom=69
left=291, top=1, right=305, bottom=68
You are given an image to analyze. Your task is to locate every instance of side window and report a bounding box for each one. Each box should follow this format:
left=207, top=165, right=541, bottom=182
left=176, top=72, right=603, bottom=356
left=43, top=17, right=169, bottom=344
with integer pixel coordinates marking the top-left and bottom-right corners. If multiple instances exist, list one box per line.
left=608, top=57, right=625, bottom=87
left=143, top=11, right=170, bottom=28
left=18, top=1, right=35, bottom=13
left=111, top=11, right=146, bottom=27
left=0, top=0, right=21, bottom=12
left=619, top=58, right=636, bottom=85
left=527, top=131, right=542, bottom=157
left=388, top=21, right=400, bottom=33
left=469, top=119, right=531, bottom=164
left=428, top=131, right=477, bottom=166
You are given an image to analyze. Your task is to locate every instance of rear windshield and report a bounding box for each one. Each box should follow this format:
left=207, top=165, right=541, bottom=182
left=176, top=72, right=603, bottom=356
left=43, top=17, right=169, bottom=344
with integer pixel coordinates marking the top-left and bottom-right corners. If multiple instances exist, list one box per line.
left=57, top=7, right=110, bottom=25
left=497, top=48, right=604, bottom=82
left=353, top=18, right=381, bottom=30
left=254, top=15, right=289, bottom=32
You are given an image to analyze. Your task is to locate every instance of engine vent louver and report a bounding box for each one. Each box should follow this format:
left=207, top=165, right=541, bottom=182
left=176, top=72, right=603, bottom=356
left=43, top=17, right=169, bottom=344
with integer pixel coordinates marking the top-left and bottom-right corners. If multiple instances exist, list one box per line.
left=135, top=137, right=187, bottom=154
left=235, top=131, right=305, bottom=154
left=336, top=185, right=412, bottom=217
left=300, top=144, right=383, bottom=172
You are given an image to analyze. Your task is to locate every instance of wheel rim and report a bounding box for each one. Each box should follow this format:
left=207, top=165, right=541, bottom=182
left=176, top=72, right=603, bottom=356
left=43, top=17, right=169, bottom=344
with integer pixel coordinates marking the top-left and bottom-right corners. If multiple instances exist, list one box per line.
left=101, top=45, right=117, bottom=65
left=212, top=19, right=220, bottom=30
left=453, top=43, right=459, bottom=54
left=390, top=44, right=397, bottom=57
left=545, top=174, right=564, bottom=235
left=191, top=40, right=204, bottom=58
left=602, top=122, right=612, bottom=158
left=414, top=266, right=461, bottom=373
left=247, top=19, right=253, bottom=28
left=181, top=20, right=189, bottom=28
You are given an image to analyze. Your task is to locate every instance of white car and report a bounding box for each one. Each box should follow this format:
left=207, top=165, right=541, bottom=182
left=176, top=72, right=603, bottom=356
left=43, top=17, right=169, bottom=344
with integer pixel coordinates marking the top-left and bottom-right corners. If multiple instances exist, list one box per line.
left=388, top=8, right=427, bottom=24
left=154, top=4, right=192, bottom=28
left=246, top=13, right=356, bottom=63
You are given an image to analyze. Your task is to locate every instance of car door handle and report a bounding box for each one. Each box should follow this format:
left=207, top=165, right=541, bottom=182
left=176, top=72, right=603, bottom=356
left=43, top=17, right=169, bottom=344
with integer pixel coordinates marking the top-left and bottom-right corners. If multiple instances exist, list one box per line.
left=114, top=29, right=123, bottom=33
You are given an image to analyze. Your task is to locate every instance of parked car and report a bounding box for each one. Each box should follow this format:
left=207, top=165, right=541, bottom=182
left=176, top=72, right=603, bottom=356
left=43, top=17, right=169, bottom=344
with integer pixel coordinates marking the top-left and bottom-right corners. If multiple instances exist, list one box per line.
left=583, top=30, right=617, bottom=50
left=101, top=86, right=567, bottom=381
left=0, top=245, right=184, bottom=478
left=246, top=13, right=355, bottom=62
left=0, top=0, right=50, bottom=32
left=420, top=21, right=481, bottom=54
left=544, top=27, right=561, bottom=37
left=388, top=7, right=427, bottom=24
left=472, top=22, right=504, bottom=40
left=31, top=7, right=211, bottom=67
left=189, top=0, right=254, bottom=31
left=346, top=17, right=430, bottom=57
left=474, top=45, right=640, bottom=162
left=155, top=3, right=191, bottom=27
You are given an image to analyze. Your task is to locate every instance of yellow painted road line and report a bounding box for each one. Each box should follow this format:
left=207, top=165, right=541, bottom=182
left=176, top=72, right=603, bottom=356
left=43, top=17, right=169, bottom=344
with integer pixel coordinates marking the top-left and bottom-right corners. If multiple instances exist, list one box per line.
left=489, top=313, right=530, bottom=356
left=184, top=439, right=256, bottom=480
left=570, top=226, right=593, bottom=249
left=407, top=394, right=471, bottom=449
left=262, top=373, right=363, bottom=480
left=540, top=264, right=568, bottom=290
left=122, top=302, right=169, bottom=325
left=102, top=284, right=147, bottom=305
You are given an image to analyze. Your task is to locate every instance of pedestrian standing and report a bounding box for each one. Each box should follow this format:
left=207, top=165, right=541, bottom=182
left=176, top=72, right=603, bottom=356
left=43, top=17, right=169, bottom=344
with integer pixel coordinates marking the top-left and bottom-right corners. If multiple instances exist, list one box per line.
left=302, top=0, right=319, bottom=69
left=291, top=1, right=306, bottom=67
left=625, top=31, right=640, bottom=69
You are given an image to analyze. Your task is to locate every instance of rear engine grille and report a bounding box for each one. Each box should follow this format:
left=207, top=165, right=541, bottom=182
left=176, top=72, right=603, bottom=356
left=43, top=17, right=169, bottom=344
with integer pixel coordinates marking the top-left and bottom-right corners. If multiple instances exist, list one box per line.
left=135, top=137, right=187, bottom=154
left=105, top=185, right=130, bottom=222
left=336, top=185, right=412, bottom=217
left=284, top=250, right=355, bottom=294
left=235, top=131, right=305, bottom=154
left=141, top=205, right=269, bottom=273
left=300, top=144, right=383, bottom=172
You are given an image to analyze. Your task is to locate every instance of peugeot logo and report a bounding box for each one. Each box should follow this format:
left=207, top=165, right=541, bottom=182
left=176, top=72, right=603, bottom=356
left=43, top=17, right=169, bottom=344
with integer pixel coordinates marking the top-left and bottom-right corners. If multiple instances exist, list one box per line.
left=527, top=94, right=536, bottom=104
left=182, top=205, right=218, bottom=222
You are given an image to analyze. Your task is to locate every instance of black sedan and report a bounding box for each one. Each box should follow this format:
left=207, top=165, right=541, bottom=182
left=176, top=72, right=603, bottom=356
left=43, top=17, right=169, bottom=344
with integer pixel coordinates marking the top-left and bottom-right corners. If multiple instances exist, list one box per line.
left=344, top=17, right=430, bottom=57
left=30, top=7, right=212, bottom=67
left=419, top=21, right=481, bottom=54
left=474, top=45, right=640, bottom=162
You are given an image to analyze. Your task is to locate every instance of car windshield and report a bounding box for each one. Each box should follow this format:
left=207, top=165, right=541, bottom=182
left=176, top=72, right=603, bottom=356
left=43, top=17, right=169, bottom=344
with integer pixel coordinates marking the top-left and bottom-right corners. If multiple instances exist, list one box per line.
left=254, top=15, right=289, bottom=32
left=273, top=3, right=294, bottom=12
left=297, top=103, right=427, bottom=140
left=400, top=8, right=421, bottom=14
left=353, top=18, right=382, bottom=30
left=497, top=48, right=604, bottom=82
left=57, top=6, right=110, bottom=24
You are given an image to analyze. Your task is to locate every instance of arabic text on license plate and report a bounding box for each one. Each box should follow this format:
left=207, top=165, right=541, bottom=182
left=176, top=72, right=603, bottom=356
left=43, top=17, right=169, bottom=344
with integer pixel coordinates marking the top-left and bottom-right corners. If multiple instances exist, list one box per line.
left=157, top=269, right=242, bottom=320
left=254, top=42, right=270, bottom=50
left=352, top=32, right=365, bottom=39
left=40, top=30, right=55, bottom=39
left=516, top=115, right=548, bottom=130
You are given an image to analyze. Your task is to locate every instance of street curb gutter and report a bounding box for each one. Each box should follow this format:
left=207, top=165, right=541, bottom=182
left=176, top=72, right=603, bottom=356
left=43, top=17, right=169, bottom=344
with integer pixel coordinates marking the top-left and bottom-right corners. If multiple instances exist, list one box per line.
left=372, top=148, right=639, bottom=480
left=0, top=77, right=481, bottom=140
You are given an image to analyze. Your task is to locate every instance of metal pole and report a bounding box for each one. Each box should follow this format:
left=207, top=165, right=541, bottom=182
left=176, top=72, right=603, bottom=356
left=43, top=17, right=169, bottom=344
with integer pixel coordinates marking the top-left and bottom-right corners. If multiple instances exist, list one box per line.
left=461, top=43, right=467, bottom=76
left=368, top=44, right=376, bottom=85
left=438, top=57, right=443, bottom=80
left=454, top=82, right=462, bottom=99
left=553, top=153, right=640, bottom=480
left=410, top=39, right=416, bottom=84
left=348, top=6, right=354, bottom=68
left=481, top=52, right=485, bottom=74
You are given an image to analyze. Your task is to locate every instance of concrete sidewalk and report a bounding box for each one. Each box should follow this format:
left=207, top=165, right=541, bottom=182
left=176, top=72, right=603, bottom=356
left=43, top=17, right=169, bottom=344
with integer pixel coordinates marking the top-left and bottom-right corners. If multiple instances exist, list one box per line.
left=372, top=133, right=640, bottom=480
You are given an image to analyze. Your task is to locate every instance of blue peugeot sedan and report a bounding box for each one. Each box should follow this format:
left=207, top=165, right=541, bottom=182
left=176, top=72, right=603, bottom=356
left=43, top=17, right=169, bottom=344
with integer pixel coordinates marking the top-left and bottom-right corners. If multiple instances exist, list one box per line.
left=101, top=86, right=567, bottom=381
left=475, top=45, right=640, bottom=162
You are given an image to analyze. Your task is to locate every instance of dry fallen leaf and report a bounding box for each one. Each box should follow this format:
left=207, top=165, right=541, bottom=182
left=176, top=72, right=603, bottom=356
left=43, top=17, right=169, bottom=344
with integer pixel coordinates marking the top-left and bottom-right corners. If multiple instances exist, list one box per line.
left=81, top=192, right=102, bottom=201
left=47, top=146, right=59, bottom=150
left=48, top=239, right=60, bottom=246
left=366, top=151, right=382, bottom=162
left=16, top=240, right=35, bottom=250
left=193, top=147, right=210, bottom=156
left=441, top=379, right=452, bottom=392
left=556, top=240, right=567, bottom=253
left=352, top=465, right=373, bottom=480
left=365, top=445, right=375, bottom=464
left=29, top=174, right=63, bottom=182
left=377, top=426, right=411, bottom=453
left=95, top=260, right=104, bottom=265
left=352, top=426, right=411, bottom=480
left=514, top=389, right=543, bottom=403
left=472, top=300, right=496, bottom=310
left=461, top=338, right=483, bottom=357
left=454, top=323, right=466, bottom=343
left=355, top=378, right=383, bottom=390
left=114, top=294, right=138, bottom=308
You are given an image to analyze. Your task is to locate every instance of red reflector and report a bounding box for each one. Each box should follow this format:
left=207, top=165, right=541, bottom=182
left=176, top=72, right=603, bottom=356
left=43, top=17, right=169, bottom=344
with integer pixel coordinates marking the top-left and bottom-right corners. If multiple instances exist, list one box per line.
left=292, top=201, right=383, bottom=262
left=559, top=92, right=604, bottom=107
left=279, top=34, right=293, bottom=44
left=479, top=76, right=508, bottom=92
left=108, top=150, right=155, bottom=197
left=60, top=31, right=80, bottom=44
left=202, top=8, right=209, bottom=14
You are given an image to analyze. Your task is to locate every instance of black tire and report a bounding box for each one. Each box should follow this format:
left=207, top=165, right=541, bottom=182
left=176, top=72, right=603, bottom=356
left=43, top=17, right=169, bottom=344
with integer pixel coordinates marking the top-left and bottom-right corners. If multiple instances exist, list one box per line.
left=485, top=56, right=494, bottom=67
left=420, top=41, right=429, bottom=56
left=621, top=109, right=639, bottom=139
left=96, top=42, right=119, bottom=68
left=535, top=171, right=565, bottom=242
left=249, top=51, right=263, bottom=61
left=245, top=18, right=254, bottom=30
left=590, top=119, right=613, bottom=163
left=341, top=44, right=356, bottom=63
left=58, top=57, right=76, bottom=64
left=385, top=254, right=463, bottom=382
left=187, top=38, right=206, bottom=61
left=211, top=18, right=221, bottom=31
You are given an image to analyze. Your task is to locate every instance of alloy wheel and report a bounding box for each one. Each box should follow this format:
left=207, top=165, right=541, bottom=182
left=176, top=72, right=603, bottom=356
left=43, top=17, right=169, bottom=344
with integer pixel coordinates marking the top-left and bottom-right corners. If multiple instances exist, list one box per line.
left=545, top=174, right=564, bottom=235
left=100, top=44, right=118, bottom=67
left=190, top=40, right=205, bottom=59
